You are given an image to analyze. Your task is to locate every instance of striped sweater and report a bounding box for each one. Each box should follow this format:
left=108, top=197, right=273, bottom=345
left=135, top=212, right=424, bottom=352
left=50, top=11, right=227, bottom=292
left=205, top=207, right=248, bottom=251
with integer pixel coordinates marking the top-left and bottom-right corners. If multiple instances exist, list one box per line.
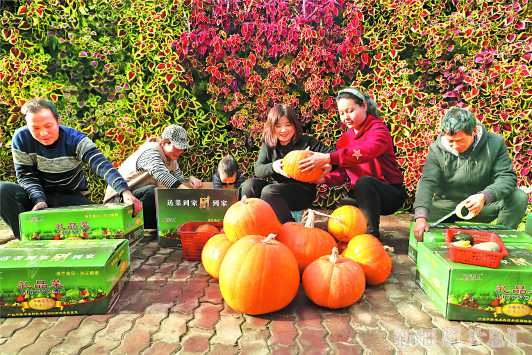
left=11, top=125, right=129, bottom=204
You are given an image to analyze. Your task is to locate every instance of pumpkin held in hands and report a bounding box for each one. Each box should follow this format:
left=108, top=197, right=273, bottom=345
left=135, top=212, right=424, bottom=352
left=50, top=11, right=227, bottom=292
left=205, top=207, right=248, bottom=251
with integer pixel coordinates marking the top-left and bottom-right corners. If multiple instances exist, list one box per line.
left=223, top=197, right=282, bottom=242
left=282, top=150, right=324, bottom=183
left=218, top=234, right=300, bottom=315
left=201, top=233, right=232, bottom=280
left=343, top=234, right=392, bottom=286
left=302, top=247, right=366, bottom=309
left=327, top=205, right=367, bottom=242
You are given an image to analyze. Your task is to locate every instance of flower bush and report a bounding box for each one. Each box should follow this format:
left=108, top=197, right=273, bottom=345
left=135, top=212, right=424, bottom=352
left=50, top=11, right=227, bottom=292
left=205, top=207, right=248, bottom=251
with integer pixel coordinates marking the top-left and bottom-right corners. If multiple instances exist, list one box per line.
left=0, top=0, right=529, bottom=206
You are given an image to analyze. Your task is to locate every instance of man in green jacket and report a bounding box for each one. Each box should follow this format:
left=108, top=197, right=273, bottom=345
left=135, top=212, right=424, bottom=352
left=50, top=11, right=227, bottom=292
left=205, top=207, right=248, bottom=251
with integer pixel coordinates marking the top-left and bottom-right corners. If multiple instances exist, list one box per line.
left=413, top=107, right=528, bottom=241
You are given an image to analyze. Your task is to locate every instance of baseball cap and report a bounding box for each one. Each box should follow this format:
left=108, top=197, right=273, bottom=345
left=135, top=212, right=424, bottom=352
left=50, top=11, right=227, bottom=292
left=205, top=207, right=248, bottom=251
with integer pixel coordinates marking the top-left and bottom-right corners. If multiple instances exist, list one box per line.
left=161, top=124, right=189, bottom=150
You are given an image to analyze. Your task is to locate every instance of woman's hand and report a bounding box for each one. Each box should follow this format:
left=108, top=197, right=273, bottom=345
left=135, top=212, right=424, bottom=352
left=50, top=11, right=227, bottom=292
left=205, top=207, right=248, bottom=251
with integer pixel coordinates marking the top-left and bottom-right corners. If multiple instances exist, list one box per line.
left=272, top=159, right=288, bottom=177
left=299, top=152, right=331, bottom=172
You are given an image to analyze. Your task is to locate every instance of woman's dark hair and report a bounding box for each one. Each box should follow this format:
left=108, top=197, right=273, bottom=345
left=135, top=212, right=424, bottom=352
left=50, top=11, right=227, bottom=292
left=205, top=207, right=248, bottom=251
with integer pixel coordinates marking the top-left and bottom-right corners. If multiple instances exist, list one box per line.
left=262, top=104, right=303, bottom=147
left=336, top=88, right=379, bottom=117
left=21, top=98, right=60, bottom=120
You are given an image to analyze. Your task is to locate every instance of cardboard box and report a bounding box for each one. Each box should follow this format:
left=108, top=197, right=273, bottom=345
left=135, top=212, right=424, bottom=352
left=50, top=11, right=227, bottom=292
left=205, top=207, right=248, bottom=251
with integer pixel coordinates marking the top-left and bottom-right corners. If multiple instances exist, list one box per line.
left=19, top=204, right=144, bottom=245
left=0, top=239, right=129, bottom=317
left=526, top=213, right=532, bottom=236
left=155, top=187, right=238, bottom=247
left=408, top=222, right=531, bottom=262
left=416, top=242, right=531, bottom=323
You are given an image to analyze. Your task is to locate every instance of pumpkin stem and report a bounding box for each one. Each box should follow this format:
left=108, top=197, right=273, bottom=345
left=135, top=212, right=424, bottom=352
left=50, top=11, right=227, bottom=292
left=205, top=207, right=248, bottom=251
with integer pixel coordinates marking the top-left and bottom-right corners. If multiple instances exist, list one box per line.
left=241, top=195, right=247, bottom=202
left=262, top=233, right=277, bottom=243
left=329, top=247, right=339, bottom=264
left=304, top=209, right=315, bottom=228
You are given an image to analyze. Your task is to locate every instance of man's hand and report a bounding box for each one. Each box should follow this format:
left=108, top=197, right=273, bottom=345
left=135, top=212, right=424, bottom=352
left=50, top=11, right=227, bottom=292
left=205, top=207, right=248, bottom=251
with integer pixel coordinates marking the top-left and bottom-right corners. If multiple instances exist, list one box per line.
left=299, top=152, right=331, bottom=172
left=32, top=201, right=48, bottom=211
left=188, top=176, right=203, bottom=188
left=121, top=190, right=143, bottom=216
left=462, top=193, right=485, bottom=217
left=413, top=217, right=429, bottom=242
left=272, top=159, right=288, bottom=177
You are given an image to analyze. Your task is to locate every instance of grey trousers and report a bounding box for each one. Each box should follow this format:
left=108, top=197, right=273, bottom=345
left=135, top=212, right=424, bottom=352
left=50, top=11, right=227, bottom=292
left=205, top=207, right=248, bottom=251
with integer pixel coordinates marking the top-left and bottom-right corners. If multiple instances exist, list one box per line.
left=429, top=188, right=528, bottom=228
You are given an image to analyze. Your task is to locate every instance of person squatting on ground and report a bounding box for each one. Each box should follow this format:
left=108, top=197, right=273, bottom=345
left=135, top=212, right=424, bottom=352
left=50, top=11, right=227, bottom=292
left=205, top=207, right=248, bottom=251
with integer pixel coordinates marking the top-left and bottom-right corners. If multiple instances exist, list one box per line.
left=0, top=98, right=142, bottom=238
left=299, top=87, right=406, bottom=239
left=240, top=103, right=332, bottom=223
left=104, top=124, right=202, bottom=232
left=413, top=107, right=528, bottom=241
left=212, top=154, right=245, bottom=189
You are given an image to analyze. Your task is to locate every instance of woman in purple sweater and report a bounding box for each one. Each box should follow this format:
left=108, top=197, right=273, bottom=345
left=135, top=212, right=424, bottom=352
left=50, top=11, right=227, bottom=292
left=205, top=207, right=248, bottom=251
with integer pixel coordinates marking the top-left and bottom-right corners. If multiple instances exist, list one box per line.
left=300, top=87, right=405, bottom=238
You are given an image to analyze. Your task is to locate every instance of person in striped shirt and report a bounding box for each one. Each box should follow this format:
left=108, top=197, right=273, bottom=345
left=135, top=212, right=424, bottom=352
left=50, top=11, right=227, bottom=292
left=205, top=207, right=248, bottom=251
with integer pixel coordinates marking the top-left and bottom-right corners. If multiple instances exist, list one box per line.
left=103, top=124, right=202, bottom=233
left=0, top=98, right=142, bottom=238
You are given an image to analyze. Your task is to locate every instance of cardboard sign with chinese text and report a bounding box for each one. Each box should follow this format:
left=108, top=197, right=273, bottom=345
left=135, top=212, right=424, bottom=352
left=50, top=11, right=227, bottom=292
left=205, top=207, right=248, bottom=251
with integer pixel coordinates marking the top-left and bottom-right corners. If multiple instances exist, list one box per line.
left=155, top=187, right=238, bottom=247
left=417, top=242, right=531, bottom=323
left=0, top=239, right=129, bottom=317
left=19, top=204, right=144, bottom=245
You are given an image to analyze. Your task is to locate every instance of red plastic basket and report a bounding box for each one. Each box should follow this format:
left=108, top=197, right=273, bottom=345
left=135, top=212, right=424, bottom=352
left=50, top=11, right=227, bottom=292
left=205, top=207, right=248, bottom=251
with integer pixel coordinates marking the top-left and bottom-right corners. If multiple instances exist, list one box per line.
left=178, top=221, right=223, bottom=261
left=445, top=228, right=508, bottom=268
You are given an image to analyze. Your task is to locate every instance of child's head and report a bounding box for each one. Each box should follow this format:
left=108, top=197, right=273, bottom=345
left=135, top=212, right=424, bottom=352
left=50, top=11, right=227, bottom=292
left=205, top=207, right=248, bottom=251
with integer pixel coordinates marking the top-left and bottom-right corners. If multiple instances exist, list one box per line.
left=263, top=103, right=303, bottom=147
left=218, top=154, right=239, bottom=184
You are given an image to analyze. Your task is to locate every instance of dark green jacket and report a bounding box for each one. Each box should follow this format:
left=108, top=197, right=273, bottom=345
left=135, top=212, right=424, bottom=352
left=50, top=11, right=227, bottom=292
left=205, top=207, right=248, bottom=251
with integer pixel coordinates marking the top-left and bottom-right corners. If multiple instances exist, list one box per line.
left=413, top=123, right=518, bottom=219
left=255, top=134, right=332, bottom=184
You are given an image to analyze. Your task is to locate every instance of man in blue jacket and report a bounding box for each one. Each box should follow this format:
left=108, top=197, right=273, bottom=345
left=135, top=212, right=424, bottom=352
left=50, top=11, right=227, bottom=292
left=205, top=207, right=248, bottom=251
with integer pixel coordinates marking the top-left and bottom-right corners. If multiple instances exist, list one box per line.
left=0, top=98, right=142, bottom=238
left=413, top=107, right=527, bottom=241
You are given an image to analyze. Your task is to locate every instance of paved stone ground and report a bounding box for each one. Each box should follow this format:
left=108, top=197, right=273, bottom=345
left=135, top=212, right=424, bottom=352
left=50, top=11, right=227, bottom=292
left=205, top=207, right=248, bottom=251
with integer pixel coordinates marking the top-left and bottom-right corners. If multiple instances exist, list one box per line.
left=0, top=216, right=530, bottom=355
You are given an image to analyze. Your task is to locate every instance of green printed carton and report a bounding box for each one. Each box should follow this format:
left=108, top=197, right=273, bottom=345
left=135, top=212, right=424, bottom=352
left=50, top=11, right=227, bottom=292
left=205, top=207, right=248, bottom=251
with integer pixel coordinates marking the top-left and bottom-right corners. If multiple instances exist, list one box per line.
left=19, top=203, right=144, bottom=245
left=417, top=242, right=531, bottom=323
left=156, top=187, right=238, bottom=247
left=408, top=222, right=531, bottom=262
left=0, top=239, right=130, bottom=317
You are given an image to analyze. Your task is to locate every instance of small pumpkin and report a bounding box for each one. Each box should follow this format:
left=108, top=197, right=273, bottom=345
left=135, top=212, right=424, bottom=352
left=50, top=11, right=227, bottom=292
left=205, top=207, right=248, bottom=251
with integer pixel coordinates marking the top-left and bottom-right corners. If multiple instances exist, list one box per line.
left=327, top=205, right=367, bottom=242
left=223, top=197, right=282, bottom=242
left=302, top=247, right=366, bottom=309
left=201, top=233, right=233, bottom=280
left=218, top=233, right=300, bottom=315
left=282, top=150, right=325, bottom=183
left=277, top=209, right=337, bottom=272
left=195, top=223, right=220, bottom=235
left=343, top=234, right=392, bottom=286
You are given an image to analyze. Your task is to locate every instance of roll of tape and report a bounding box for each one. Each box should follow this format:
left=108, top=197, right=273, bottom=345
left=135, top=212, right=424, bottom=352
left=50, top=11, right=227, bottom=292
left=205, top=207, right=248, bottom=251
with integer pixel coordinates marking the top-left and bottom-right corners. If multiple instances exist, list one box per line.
left=455, top=200, right=475, bottom=220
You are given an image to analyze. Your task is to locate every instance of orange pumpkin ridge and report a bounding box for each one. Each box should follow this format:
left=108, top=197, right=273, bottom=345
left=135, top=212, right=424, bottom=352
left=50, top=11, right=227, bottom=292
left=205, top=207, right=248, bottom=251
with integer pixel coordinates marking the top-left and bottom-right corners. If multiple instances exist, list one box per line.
left=302, top=247, right=366, bottom=309
left=342, top=234, right=392, bottom=286
left=223, top=197, right=282, bottom=242
left=201, top=233, right=232, bottom=280
left=218, top=233, right=300, bottom=315
left=277, top=209, right=336, bottom=272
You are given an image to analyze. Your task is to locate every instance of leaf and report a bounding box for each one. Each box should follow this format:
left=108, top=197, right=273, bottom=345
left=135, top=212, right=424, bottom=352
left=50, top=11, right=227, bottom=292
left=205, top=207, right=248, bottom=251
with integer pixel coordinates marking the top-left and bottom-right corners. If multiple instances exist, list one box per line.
left=127, top=71, right=136, bottom=81
left=503, top=78, right=513, bottom=89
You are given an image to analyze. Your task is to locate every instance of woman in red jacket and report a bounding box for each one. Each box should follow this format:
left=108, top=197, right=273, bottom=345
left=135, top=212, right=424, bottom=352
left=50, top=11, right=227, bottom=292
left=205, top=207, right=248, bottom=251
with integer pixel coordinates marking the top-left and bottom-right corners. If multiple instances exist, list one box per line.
left=300, top=87, right=405, bottom=238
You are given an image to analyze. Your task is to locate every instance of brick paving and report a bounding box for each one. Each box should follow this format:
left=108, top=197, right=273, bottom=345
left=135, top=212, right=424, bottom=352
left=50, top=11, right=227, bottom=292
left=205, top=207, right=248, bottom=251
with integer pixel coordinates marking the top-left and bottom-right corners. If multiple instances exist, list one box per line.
left=0, top=216, right=530, bottom=354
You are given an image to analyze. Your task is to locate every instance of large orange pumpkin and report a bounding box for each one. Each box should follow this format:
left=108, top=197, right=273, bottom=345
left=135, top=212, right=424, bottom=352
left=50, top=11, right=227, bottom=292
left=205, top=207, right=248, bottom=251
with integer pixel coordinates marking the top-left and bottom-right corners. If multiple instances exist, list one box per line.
left=282, top=150, right=324, bottom=183
left=327, top=205, right=367, bottom=242
left=218, top=234, right=300, bottom=315
left=302, top=247, right=366, bottom=309
left=342, top=234, right=392, bottom=286
left=201, top=233, right=232, bottom=280
left=223, top=197, right=282, bottom=242
left=277, top=210, right=336, bottom=272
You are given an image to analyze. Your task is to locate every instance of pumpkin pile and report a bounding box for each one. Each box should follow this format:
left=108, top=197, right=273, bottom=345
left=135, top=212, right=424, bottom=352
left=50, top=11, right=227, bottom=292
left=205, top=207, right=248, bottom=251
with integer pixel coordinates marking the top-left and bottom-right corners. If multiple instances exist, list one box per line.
left=200, top=199, right=393, bottom=315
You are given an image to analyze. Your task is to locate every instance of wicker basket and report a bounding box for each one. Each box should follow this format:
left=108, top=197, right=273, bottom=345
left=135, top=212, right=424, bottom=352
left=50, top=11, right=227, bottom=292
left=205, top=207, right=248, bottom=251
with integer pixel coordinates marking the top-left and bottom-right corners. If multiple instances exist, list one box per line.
left=445, top=228, right=508, bottom=268
left=178, top=221, right=223, bottom=261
